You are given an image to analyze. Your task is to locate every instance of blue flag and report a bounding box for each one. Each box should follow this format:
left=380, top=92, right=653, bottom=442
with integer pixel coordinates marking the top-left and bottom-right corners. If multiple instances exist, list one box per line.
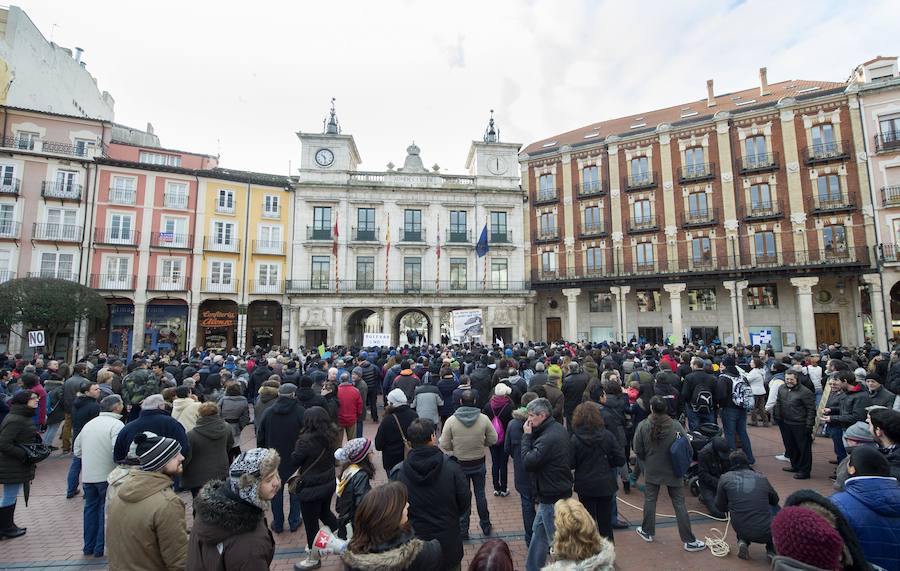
left=476, top=224, right=489, bottom=257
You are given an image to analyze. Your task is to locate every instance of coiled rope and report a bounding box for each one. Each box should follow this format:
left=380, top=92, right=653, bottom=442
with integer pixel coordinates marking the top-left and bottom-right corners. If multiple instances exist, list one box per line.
left=616, top=496, right=732, bottom=557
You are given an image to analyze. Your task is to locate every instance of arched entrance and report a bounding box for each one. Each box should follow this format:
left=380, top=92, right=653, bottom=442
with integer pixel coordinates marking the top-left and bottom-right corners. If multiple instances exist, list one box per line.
left=395, top=308, right=430, bottom=346
left=347, top=309, right=381, bottom=348
left=246, top=300, right=282, bottom=350
left=198, top=300, right=239, bottom=350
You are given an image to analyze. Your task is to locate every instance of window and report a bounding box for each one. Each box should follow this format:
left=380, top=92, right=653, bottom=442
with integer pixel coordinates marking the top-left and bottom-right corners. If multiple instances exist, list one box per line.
left=356, top=256, right=375, bottom=290
left=313, top=206, right=332, bottom=239
left=74, top=138, right=95, bottom=157
left=40, top=252, right=74, bottom=280
left=585, top=247, right=602, bottom=274
left=139, top=151, right=181, bottom=167
left=816, top=175, right=841, bottom=202
left=635, top=243, right=654, bottom=269
left=754, top=231, right=777, bottom=261
left=403, top=209, right=422, bottom=241
left=880, top=115, right=900, bottom=143
left=687, top=192, right=709, bottom=217
left=582, top=165, right=600, bottom=192
left=590, top=292, right=613, bottom=313
left=631, top=156, right=650, bottom=183
left=632, top=199, right=652, bottom=223
left=539, top=212, right=556, bottom=236
left=692, top=237, right=712, bottom=265
left=159, top=258, right=184, bottom=289
left=55, top=170, right=78, bottom=193
left=0, top=249, right=10, bottom=282
left=104, top=256, right=130, bottom=287
left=540, top=251, right=556, bottom=274
left=491, top=258, right=508, bottom=288
left=108, top=213, right=134, bottom=243
left=257, top=225, right=282, bottom=252
left=216, top=189, right=235, bottom=213
left=164, top=182, right=189, bottom=209
left=450, top=258, right=467, bottom=290
left=311, top=256, right=330, bottom=289
left=449, top=210, right=467, bottom=242
left=0, top=204, right=15, bottom=237
left=538, top=174, right=555, bottom=199
left=636, top=289, right=660, bottom=312
left=750, top=184, right=772, bottom=209
left=403, top=257, right=422, bottom=290
left=747, top=285, right=778, bottom=309
left=490, top=211, right=508, bottom=242
left=357, top=208, right=375, bottom=240
left=684, top=147, right=705, bottom=176
left=160, top=216, right=188, bottom=247
left=14, top=131, right=38, bottom=150
left=823, top=225, right=847, bottom=254
left=583, top=205, right=601, bottom=233
left=110, top=176, right=136, bottom=204
left=688, top=288, right=717, bottom=311
left=745, top=136, right=767, bottom=164
left=209, top=261, right=234, bottom=289
left=213, top=221, right=235, bottom=247
left=45, top=208, right=78, bottom=240
left=811, top=123, right=836, bottom=151
left=263, top=195, right=280, bottom=217
left=0, top=164, right=15, bottom=188
left=257, top=264, right=280, bottom=290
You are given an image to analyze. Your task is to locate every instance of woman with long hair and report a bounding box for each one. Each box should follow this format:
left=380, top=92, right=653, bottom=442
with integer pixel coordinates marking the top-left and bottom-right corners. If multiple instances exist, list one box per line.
left=570, top=402, right=625, bottom=540
left=292, top=406, right=340, bottom=570
left=341, top=482, right=442, bottom=571
left=467, top=539, right=514, bottom=571
left=0, top=391, right=40, bottom=539
left=542, top=498, right=615, bottom=570
left=632, top=396, right=705, bottom=552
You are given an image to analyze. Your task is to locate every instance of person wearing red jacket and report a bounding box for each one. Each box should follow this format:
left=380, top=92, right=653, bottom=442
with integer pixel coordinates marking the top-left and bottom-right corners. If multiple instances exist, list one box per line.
left=336, top=372, right=363, bottom=442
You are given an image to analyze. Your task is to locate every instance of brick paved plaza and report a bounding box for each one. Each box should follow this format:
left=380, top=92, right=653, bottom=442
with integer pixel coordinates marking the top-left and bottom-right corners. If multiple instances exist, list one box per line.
left=0, top=415, right=837, bottom=571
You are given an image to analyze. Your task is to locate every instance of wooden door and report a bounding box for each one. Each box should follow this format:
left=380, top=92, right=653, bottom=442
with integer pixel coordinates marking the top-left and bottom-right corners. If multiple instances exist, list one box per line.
left=814, top=313, right=841, bottom=345
left=546, top=317, right=562, bottom=342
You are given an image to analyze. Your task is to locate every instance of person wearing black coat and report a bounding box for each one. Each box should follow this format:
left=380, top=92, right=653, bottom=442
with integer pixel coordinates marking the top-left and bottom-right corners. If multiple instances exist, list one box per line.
left=561, top=364, right=590, bottom=430
left=715, top=451, right=779, bottom=559
left=392, top=418, right=469, bottom=571
left=505, top=398, right=536, bottom=546
left=255, top=389, right=305, bottom=533
left=0, top=391, right=39, bottom=539
left=469, top=360, right=494, bottom=410
left=773, top=371, right=816, bottom=479
left=436, top=373, right=459, bottom=424
left=374, top=393, right=419, bottom=473
left=247, top=361, right=273, bottom=404
left=696, top=437, right=731, bottom=518
left=67, top=383, right=101, bottom=499
left=569, top=402, right=626, bottom=541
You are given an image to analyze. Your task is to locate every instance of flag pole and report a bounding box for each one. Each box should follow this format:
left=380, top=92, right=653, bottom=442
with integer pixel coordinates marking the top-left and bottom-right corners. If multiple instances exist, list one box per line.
left=435, top=223, right=441, bottom=293
left=384, top=213, right=391, bottom=294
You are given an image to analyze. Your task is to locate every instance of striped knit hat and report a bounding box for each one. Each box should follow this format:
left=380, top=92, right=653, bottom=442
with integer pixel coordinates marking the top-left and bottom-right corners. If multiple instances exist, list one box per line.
left=133, top=432, right=182, bottom=472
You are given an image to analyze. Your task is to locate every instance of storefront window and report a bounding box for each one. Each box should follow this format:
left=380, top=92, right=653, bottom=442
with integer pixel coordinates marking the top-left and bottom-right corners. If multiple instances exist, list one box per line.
left=144, top=304, right=187, bottom=354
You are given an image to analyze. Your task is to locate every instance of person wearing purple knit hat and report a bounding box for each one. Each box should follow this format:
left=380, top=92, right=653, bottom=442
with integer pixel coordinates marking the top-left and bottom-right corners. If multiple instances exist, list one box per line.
left=771, top=506, right=843, bottom=570
left=334, top=437, right=375, bottom=539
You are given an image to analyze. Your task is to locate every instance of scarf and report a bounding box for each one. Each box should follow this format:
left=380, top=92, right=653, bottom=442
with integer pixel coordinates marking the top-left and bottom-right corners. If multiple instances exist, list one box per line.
left=337, top=464, right=361, bottom=497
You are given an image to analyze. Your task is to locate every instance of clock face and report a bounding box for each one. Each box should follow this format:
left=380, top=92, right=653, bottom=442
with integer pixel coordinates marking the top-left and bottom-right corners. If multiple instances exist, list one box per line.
left=315, top=148, right=335, bottom=167
left=488, top=156, right=507, bottom=175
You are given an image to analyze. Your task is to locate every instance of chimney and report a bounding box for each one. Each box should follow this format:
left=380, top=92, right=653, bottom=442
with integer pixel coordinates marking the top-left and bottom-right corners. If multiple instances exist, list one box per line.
left=759, top=67, right=769, bottom=96
left=146, top=122, right=154, bottom=135
left=706, top=79, right=716, bottom=107
left=74, top=47, right=83, bottom=63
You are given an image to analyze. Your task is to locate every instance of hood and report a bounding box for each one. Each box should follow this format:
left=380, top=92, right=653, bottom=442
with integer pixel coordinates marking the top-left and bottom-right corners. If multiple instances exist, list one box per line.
left=341, top=535, right=425, bottom=571
left=115, top=469, right=175, bottom=503
left=192, top=480, right=263, bottom=542
left=402, top=446, right=446, bottom=485
left=171, top=398, right=196, bottom=415
left=257, top=386, right=279, bottom=402
left=453, top=406, right=481, bottom=427
left=541, top=538, right=615, bottom=571
left=843, top=477, right=900, bottom=516
left=512, top=407, right=528, bottom=421
left=270, top=395, right=298, bottom=414
left=73, top=395, right=96, bottom=410
left=192, top=415, right=230, bottom=440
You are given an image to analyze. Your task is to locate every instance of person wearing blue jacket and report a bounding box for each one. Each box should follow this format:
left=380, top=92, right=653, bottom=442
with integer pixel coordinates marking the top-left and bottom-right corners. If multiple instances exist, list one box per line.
left=830, top=446, right=900, bottom=571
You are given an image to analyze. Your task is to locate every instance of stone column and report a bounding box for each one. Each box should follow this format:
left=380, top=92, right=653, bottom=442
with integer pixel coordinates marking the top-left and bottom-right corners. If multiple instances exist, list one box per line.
left=562, top=288, right=581, bottom=341
left=524, top=300, right=535, bottom=342
left=187, top=303, right=200, bottom=351
left=790, top=277, right=819, bottom=350
left=431, top=307, right=442, bottom=345
left=236, top=313, right=247, bottom=352
left=735, top=280, right=749, bottom=344
left=723, top=281, right=740, bottom=345
left=332, top=307, right=344, bottom=346
left=131, top=302, right=146, bottom=353
left=281, top=304, right=292, bottom=350
left=382, top=307, right=393, bottom=346
left=76, top=319, right=89, bottom=360
left=289, top=305, right=300, bottom=350
left=663, top=283, right=686, bottom=344
left=861, top=274, right=889, bottom=350
left=610, top=285, right=631, bottom=342
left=7, top=323, right=23, bottom=355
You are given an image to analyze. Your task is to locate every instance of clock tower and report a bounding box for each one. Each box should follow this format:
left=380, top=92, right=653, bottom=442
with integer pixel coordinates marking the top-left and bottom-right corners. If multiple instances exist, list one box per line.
left=296, top=99, right=361, bottom=173
left=465, top=110, right=520, bottom=186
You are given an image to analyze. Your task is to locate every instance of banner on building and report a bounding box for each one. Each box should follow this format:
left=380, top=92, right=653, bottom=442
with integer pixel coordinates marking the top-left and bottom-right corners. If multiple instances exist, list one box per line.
left=199, top=310, right=237, bottom=329
left=363, top=332, right=391, bottom=347
left=451, top=309, right=483, bottom=342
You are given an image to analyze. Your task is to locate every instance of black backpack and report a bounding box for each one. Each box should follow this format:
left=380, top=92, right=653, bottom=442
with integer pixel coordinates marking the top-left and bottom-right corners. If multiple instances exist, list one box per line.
left=691, top=384, right=713, bottom=414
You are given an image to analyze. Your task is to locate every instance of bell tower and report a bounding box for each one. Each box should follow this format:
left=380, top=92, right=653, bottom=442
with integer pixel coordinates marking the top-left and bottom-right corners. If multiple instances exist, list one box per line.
left=466, top=110, right=521, bottom=183
left=296, top=98, right=361, bottom=172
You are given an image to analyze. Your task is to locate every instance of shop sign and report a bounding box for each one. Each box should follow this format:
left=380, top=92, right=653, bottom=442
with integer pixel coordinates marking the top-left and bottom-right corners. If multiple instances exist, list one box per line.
left=200, top=310, right=237, bottom=328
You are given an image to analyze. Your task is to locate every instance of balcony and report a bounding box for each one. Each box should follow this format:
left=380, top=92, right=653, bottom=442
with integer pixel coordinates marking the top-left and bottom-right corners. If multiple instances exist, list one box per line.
left=682, top=208, right=717, bottom=229
left=0, top=178, right=20, bottom=196
left=399, top=228, right=426, bottom=243
left=447, top=230, right=471, bottom=244
left=108, top=187, right=136, bottom=205
left=252, top=239, right=285, bottom=255
left=535, top=227, right=559, bottom=244
left=810, top=193, right=855, bottom=214
left=577, top=180, right=605, bottom=198
left=262, top=209, right=280, bottom=219
left=147, top=275, right=188, bottom=291
left=203, top=237, right=241, bottom=253
left=307, top=226, right=332, bottom=240
left=883, top=186, right=900, bottom=207
left=201, top=278, right=238, bottom=294
left=490, top=230, right=512, bottom=244
left=743, top=200, right=783, bottom=221
left=351, top=227, right=379, bottom=242
left=533, top=188, right=559, bottom=205
left=41, top=181, right=83, bottom=201
left=804, top=140, right=849, bottom=165
left=250, top=280, right=283, bottom=294
left=678, top=162, right=716, bottom=183
left=623, top=172, right=656, bottom=192
left=2, top=136, right=102, bottom=158
left=150, top=232, right=193, bottom=249
left=737, top=152, right=779, bottom=174
left=27, top=272, right=78, bottom=282
left=880, top=245, right=899, bottom=263
left=163, top=191, right=189, bottom=210
left=0, top=221, right=21, bottom=239
left=285, top=279, right=531, bottom=294
left=0, top=270, right=15, bottom=283
left=579, top=221, right=607, bottom=238
left=94, top=228, right=140, bottom=247
left=875, top=131, right=900, bottom=153
left=32, top=223, right=82, bottom=242
left=627, top=215, right=658, bottom=234
left=90, top=273, right=136, bottom=291
left=215, top=203, right=235, bottom=215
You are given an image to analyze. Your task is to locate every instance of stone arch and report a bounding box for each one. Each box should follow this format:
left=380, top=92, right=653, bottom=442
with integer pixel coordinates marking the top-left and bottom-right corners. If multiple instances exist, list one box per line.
left=394, top=308, right=431, bottom=346
left=345, top=308, right=381, bottom=347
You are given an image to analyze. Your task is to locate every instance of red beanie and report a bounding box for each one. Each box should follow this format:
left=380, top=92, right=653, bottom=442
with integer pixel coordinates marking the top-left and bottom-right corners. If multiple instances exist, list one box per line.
left=772, top=506, right=843, bottom=571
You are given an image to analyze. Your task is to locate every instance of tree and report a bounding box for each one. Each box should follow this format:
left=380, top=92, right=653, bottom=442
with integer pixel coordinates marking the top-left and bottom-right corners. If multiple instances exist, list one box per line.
left=0, top=277, right=107, bottom=354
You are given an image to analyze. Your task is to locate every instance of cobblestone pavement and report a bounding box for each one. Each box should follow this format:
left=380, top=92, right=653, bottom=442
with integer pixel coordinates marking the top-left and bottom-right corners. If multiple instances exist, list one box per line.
left=0, top=414, right=838, bottom=571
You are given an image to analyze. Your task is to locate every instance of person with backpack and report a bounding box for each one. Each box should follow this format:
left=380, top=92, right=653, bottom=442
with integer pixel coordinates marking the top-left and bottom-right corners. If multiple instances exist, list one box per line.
left=716, top=357, right=756, bottom=465
left=484, top=383, right=514, bottom=496
left=681, top=357, right=716, bottom=430
left=633, top=396, right=706, bottom=552
left=653, top=368, right=681, bottom=419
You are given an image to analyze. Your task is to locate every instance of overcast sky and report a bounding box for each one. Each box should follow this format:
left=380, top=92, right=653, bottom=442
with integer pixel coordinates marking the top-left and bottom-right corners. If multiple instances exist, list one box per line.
left=17, top=0, right=899, bottom=174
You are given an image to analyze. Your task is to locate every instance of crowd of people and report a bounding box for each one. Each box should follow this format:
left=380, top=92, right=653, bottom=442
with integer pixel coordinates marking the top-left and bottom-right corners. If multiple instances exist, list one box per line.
left=0, top=339, right=898, bottom=570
